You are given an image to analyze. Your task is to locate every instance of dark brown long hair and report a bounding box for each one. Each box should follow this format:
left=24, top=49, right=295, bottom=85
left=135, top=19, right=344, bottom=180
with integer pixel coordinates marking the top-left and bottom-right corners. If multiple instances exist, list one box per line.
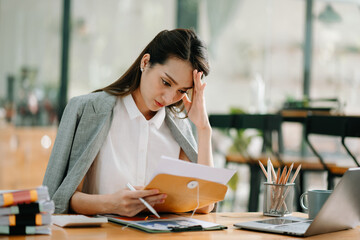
left=95, top=28, right=210, bottom=115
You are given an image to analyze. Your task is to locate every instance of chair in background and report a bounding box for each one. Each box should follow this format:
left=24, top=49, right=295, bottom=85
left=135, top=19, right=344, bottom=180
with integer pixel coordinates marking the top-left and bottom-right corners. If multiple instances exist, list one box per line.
left=304, top=115, right=360, bottom=190
left=210, top=113, right=333, bottom=212
left=279, top=109, right=338, bottom=210
left=210, top=113, right=360, bottom=211
left=231, top=114, right=322, bottom=211
left=211, top=114, right=283, bottom=212
left=343, top=116, right=360, bottom=167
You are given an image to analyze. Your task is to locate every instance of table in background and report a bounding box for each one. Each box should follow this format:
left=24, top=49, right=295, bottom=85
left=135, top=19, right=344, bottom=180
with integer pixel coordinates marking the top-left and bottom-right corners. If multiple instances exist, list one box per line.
left=4, top=212, right=360, bottom=240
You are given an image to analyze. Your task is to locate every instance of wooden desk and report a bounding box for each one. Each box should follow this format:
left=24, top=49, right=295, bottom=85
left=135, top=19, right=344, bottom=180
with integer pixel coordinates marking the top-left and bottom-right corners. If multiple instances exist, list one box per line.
left=4, top=212, right=360, bottom=239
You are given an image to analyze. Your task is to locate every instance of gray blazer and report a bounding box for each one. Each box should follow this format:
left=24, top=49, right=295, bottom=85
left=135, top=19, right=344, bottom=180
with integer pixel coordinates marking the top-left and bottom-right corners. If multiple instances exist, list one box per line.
left=43, top=91, right=198, bottom=213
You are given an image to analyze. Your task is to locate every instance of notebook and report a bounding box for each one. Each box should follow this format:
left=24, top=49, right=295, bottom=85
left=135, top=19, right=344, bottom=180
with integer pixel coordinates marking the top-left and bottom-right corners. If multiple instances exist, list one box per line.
left=52, top=215, right=108, bottom=227
left=234, top=167, right=360, bottom=237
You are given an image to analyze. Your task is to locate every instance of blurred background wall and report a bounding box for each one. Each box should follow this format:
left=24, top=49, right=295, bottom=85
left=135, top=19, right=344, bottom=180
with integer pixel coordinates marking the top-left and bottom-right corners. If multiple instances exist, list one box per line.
left=1, top=0, right=360, bottom=124
left=0, top=0, right=359, bottom=194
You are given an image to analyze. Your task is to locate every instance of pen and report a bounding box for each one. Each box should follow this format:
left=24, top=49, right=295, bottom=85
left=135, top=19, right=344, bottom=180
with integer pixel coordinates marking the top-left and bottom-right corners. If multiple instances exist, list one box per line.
left=126, top=183, right=160, bottom=218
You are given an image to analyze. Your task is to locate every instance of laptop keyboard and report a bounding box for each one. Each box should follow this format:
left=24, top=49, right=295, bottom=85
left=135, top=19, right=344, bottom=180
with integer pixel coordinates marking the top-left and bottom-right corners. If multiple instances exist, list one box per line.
left=274, top=222, right=311, bottom=233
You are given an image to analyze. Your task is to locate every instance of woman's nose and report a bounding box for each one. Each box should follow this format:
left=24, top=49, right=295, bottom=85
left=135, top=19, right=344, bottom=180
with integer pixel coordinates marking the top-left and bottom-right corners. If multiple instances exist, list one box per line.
left=162, top=90, right=177, bottom=104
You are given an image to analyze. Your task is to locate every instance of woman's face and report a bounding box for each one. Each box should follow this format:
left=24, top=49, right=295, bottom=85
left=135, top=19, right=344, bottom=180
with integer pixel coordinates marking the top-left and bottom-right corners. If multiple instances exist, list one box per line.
left=132, top=54, right=193, bottom=119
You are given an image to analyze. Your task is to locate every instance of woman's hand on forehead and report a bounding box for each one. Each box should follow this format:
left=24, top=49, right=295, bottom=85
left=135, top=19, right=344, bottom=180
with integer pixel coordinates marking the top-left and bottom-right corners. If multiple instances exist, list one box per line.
left=182, top=69, right=210, bottom=130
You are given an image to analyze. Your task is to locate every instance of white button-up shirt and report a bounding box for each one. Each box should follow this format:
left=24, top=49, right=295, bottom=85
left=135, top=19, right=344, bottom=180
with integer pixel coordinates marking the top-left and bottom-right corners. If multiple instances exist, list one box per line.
left=83, top=94, right=180, bottom=194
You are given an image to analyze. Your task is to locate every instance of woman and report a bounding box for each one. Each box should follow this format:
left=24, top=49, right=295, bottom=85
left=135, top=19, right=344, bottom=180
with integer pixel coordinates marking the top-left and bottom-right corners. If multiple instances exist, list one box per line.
left=43, top=29, right=214, bottom=216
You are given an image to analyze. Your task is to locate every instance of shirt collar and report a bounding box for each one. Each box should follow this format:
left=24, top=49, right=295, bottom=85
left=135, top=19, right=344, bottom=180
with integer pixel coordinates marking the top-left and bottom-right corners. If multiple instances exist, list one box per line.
left=123, top=94, right=142, bottom=120
left=123, top=94, right=165, bottom=129
left=149, top=106, right=165, bottom=129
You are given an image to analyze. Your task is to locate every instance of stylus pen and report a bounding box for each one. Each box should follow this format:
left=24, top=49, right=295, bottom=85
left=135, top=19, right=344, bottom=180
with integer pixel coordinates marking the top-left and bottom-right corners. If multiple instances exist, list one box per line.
left=126, top=183, right=160, bottom=218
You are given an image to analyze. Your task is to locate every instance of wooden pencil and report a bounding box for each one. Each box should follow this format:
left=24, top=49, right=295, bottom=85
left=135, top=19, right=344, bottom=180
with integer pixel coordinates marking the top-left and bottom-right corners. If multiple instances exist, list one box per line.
left=267, top=159, right=272, bottom=183
left=272, top=166, right=286, bottom=211
left=258, top=160, right=268, bottom=179
left=290, top=164, right=302, bottom=183
left=279, top=166, right=287, bottom=184
left=283, top=163, right=294, bottom=184
left=274, top=167, right=288, bottom=211
left=269, top=159, right=277, bottom=183
left=276, top=164, right=302, bottom=211
left=276, top=167, right=281, bottom=184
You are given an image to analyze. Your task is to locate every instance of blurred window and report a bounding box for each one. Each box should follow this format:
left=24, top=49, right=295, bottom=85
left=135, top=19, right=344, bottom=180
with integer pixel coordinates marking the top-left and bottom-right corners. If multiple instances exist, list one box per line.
left=0, top=0, right=61, bottom=126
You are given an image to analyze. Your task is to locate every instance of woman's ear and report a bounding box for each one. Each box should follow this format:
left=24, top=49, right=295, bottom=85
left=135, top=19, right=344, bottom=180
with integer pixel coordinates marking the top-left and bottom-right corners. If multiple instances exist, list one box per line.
left=140, top=53, right=151, bottom=70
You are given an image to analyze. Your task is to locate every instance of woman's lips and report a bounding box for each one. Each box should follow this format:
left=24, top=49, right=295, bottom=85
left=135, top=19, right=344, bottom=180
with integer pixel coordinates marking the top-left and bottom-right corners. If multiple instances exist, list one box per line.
left=155, top=100, right=164, bottom=107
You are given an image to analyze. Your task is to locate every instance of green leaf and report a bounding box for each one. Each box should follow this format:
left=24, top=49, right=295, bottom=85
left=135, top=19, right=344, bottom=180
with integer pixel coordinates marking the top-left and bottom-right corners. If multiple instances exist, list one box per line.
left=227, top=171, right=239, bottom=191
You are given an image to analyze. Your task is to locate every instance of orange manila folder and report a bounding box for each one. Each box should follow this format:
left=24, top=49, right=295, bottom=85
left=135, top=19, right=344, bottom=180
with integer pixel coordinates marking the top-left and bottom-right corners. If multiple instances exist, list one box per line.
left=144, top=156, right=236, bottom=213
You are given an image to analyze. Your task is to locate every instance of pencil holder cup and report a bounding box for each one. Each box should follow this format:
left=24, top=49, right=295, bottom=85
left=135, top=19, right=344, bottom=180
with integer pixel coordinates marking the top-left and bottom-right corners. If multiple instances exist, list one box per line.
left=263, top=182, right=295, bottom=217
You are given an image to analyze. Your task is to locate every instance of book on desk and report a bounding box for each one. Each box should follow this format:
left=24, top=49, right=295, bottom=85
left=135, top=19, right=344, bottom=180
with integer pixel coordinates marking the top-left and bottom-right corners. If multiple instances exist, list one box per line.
left=0, top=186, right=54, bottom=235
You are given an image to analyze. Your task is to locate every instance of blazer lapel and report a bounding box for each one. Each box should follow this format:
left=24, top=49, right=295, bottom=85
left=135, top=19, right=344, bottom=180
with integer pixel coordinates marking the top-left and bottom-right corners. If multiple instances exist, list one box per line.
left=165, top=111, right=198, bottom=163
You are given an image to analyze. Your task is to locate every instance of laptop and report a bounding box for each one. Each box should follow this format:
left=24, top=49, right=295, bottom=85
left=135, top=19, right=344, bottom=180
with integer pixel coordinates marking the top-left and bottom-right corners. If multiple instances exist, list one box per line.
left=234, top=167, right=360, bottom=237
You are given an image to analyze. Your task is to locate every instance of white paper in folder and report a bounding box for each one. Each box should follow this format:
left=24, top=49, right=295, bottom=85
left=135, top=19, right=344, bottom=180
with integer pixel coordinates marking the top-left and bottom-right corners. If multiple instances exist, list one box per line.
left=149, top=156, right=236, bottom=185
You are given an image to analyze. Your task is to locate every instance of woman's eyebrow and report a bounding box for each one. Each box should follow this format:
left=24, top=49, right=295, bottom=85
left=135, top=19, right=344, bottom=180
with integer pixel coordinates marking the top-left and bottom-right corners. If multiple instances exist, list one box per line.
left=165, top=73, right=193, bottom=89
